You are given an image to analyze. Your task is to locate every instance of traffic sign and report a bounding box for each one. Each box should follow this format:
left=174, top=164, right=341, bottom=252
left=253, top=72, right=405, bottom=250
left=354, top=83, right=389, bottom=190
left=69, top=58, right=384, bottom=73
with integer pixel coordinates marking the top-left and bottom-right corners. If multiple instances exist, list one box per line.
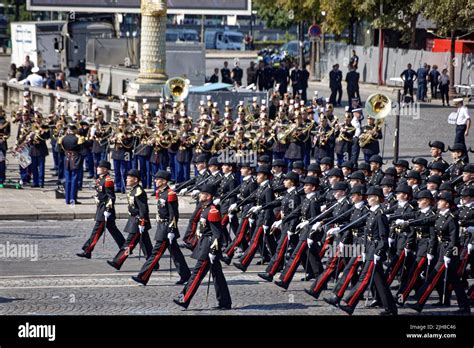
left=308, top=24, right=322, bottom=38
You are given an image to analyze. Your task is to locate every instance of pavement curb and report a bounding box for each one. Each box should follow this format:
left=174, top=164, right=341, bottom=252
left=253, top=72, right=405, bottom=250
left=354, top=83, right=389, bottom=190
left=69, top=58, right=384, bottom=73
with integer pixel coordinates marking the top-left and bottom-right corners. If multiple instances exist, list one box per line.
left=0, top=213, right=194, bottom=221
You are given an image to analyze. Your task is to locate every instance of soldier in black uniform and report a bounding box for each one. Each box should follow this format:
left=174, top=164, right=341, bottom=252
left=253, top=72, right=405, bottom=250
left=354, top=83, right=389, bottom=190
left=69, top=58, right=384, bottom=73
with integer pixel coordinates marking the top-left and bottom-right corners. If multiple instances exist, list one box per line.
left=368, top=155, right=384, bottom=186
left=380, top=177, right=397, bottom=211
left=447, top=143, right=466, bottom=179
left=384, top=184, right=415, bottom=288
left=77, top=160, right=125, bottom=258
left=394, top=190, right=436, bottom=305
left=173, top=184, right=232, bottom=310
left=107, top=169, right=153, bottom=270
left=233, top=164, right=275, bottom=272
left=215, top=161, right=238, bottom=247
left=457, top=188, right=474, bottom=283
left=338, top=187, right=398, bottom=315
left=0, top=110, right=11, bottom=186
left=275, top=61, right=290, bottom=95
left=257, top=172, right=301, bottom=282
left=29, top=115, right=50, bottom=188
left=360, top=116, right=383, bottom=163
left=221, top=61, right=233, bottom=84
left=222, top=163, right=258, bottom=264
left=132, top=170, right=190, bottom=286
left=407, top=192, right=470, bottom=313
left=329, top=64, right=343, bottom=106
left=412, top=157, right=430, bottom=185
left=273, top=176, right=322, bottom=289
left=428, top=141, right=448, bottom=168
left=323, top=185, right=369, bottom=306
left=405, top=170, right=422, bottom=200
left=305, top=181, right=353, bottom=300
left=60, top=124, right=84, bottom=204
left=456, top=163, right=474, bottom=198
left=346, top=65, right=360, bottom=105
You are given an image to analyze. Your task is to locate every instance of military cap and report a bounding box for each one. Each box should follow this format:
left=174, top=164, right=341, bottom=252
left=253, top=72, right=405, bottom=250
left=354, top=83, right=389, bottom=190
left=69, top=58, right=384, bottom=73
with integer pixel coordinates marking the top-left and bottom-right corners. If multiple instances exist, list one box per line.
left=194, top=154, right=208, bottom=163
left=272, top=159, right=286, bottom=168
left=415, top=190, right=434, bottom=200
left=258, top=155, right=271, bottom=164
left=392, top=159, right=410, bottom=168
left=200, top=184, right=217, bottom=196
left=340, top=161, right=354, bottom=169
left=307, top=163, right=321, bottom=173
left=350, top=184, right=366, bottom=195
left=320, top=157, right=333, bottom=165
left=284, top=172, right=300, bottom=183
left=429, top=141, right=446, bottom=152
left=461, top=187, right=474, bottom=197
left=405, top=170, right=422, bottom=181
left=292, top=161, right=305, bottom=170
left=380, top=177, right=396, bottom=187
left=439, top=182, right=454, bottom=192
left=302, top=176, right=319, bottom=187
left=437, top=192, right=454, bottom=204
left=155, top=170, right=171, bottom=180
left=126, top=169, right=141, bottom=179
left=333, top=182, right=348, bottom=191
left=327, top=168, right=344, bottom=178
left=429, top=162, right=448, bottom=172
left=369, top=155, right=383, bottom=164
left=412, top=157, right=428, bottom=167
left=256, top=164, right=272, bottom=175
left=395, top=184, right=412, bottom=195
left=366, top=186, right=384, bottom=198
left=427, top=175, right=442, bottom=186
left=208, top=157, right=221, bottom=166
left=358, top=162, right=371, bottom=172
left=98, top=160, right=111, bottom=170
left=448, top=143, right=466, bottom=152
left=384, top=167, right=397, bottom=177
left=463, top=163, right=474, bottom=173
left=349, top=170, right=366, bottom=181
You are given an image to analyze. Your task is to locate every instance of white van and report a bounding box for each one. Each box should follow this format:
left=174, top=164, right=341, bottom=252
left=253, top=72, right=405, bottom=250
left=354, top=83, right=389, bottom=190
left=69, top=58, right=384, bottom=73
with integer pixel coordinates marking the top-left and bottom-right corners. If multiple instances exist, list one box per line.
left=205, top=30, right=243, bottom=50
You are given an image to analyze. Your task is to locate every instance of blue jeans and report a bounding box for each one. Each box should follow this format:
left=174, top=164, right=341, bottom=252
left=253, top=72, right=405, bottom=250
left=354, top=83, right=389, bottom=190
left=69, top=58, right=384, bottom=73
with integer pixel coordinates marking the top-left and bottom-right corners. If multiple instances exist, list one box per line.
left=417, top=83, right=426, bottom=100
left=0, top=156, right=5, bottom=183
left=137, top=155, right=152, bottom=188
left=168, top=152, right=177, bottom=181
left=64, top=168, right=79, bottom=204
left=77, top=157, right=85, bottom=189
left=176, top=161, right=190, bottom=183
left=19, top=165, right=31, bottom=184
left=51, top=142, right=59, bottom=171
left=86, top=152, right=94, bottom=177
left=58, top=153, right=65, bottom=181
left=30, top=155, right=45, bottom=186
left=113, top=159, right=131, bottom=193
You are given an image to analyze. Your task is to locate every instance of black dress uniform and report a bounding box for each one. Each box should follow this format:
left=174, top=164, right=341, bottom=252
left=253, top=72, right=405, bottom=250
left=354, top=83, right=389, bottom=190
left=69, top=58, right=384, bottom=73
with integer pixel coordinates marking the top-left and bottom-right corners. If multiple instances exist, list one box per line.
left=108, top=174, right=153, bottom=270
left=324, top=199, right=369, bottom=306
left=0, top=114, right=10, bottom=185
left=408, top=198, right=470, bottom=313
left=78, top=163, right=125, bottom=258
left=274, top=178, right=322, bottom=289
left=368, top=168, right=384, bottom=187
left=396, top=202, right=436, bottom=304
left=133, top=174, right=190, bottom=285
left=340, top=189, right=397, bottom=315
left=457, top=193, right=474, bottom=281
left=217, top=171, right=238, bottom=246
left=174, top=184, right=232, bottom=310
left=258, top=180, right=302, bottom=281
left=222, top=174, right=258, bottom=263
left=234, top=171, right=275, bottom=272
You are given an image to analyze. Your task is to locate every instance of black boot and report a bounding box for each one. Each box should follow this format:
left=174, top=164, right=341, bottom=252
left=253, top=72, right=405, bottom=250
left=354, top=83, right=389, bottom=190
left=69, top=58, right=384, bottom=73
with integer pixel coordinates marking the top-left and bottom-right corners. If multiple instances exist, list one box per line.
left=323, top=295, right=340, bottom=307
left=257, top=272, right=273, bottom=282
left=76, top=252, right=91, bottom=259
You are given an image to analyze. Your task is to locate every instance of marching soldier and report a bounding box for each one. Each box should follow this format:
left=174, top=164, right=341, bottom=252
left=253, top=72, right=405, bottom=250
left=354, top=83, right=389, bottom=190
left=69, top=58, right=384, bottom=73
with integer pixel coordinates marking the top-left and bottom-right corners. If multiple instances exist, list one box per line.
left=107, top=169, right=153, bottom=270
left=407, top=192, right=470, bottom=313
left=457, top=188, right=474, bottom=284
left=258, top=171, right=301, bottom=282
left=273, top=176, right=322, bottom=289
left=412, top=157, right=430, bottom=185
left=360, top=116, right=382, bottom=163
left=215, top=161, right=238, bottom=247
left=77, top=160, right=125, bottom=258
left=448, top=143, right=466, bottom=179
left=338, top=186, right=398, bottom=316
left=233, top=164, right=275, bottom=272
left=428, top=141, right=448, bottom=168
left=173, top=184, right=232, bottom=310
left=132, top=170, right=191, bottom=286
left=368, top=155, right=384, bottom=187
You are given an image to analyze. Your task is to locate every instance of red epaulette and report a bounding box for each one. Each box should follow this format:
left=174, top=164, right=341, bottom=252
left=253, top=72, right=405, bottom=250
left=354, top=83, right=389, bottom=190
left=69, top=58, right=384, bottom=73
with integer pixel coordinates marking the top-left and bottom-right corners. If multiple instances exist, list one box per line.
left=167, top=189, right=178, bottom=202
left=104, top=176, right=114, bottom=188
left=208, top=205, right=221, bottom=222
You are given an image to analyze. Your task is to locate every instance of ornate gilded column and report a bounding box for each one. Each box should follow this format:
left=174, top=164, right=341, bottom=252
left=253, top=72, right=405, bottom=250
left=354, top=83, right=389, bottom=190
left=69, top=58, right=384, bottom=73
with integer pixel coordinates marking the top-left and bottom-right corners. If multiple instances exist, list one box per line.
left=126, top=0, right=168, bottom=107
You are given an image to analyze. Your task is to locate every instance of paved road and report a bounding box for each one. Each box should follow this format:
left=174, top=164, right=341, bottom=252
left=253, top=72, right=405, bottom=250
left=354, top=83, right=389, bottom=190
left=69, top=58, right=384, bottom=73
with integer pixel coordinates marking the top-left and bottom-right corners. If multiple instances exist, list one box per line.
left=0, top=220, right=469, bottom=315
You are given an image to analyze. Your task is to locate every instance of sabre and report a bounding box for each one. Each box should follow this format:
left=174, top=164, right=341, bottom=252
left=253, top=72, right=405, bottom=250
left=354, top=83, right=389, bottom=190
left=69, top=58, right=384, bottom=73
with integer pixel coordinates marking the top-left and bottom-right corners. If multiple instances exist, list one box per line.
left=138, top=232, right=142, bottom=261
left=442, top=263, right=448, bottom=304
left=206, top=262, right=212, bottom=304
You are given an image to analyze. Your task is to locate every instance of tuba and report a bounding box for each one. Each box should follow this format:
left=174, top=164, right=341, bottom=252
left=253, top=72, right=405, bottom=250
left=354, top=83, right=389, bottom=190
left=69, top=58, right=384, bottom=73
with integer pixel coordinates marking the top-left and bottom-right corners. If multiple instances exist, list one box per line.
left=164, top=77, right=190, bottom=102
left=365, top=93, right=392, bottom=119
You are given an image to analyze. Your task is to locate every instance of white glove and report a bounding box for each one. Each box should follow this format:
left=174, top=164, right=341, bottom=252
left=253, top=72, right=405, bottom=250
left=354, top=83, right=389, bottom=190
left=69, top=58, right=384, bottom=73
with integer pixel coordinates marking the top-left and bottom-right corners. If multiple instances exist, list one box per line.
left=272, top=220, right=282, bottom=230
left=443, top=255, right=451, bottom=268
left=338, top=242, right=344, bottom=254
left=138, top=225, right=145, bottom=234
left=321, top=204, right=327, bottom=212
left=179, top=188, right=187, bottom=195
left=254, top=205, right=262, bottom=213
left=158, top=198, right=166, bottom=208
left=287, top=231, right=294, bottom=240
left=327, top=227, right=340, bottom=236
left=169, top=184, right=176, bottom=191
left=307, top=238, right=314, bottom=248
left=404, top=248, right=411, bottom=256
left=213, top=198, right=221, bottom=206
left=374, top=254, right=381, bottom=264
left=388, top=237, right=395, bottom=247
left=167, top=232, right=175, bottom=243
left=191, top=189, right=200, bottom=197
left=228, top=203, right=237, bottom=213
left=297, top=220, right=309, bottom=230
left=362, top=252, right=366, bottom=263
left=209, top=253, right=216, bottom=264
left=311, top=221, right=322, bottom=231
left=263, top=225, right=269, bottom=233
left=468, top=243, right=473, bottom=254
left=467, top=226, right=474, bottom=233
left=427, top=253, right=434, bottom=262
left=395, top=219, right=406, bottom=226
left=249, top=218, right=255, bottom=227
left=104, top=211, right=111, bottom=220
left=248, top=206, right=258, bottom=214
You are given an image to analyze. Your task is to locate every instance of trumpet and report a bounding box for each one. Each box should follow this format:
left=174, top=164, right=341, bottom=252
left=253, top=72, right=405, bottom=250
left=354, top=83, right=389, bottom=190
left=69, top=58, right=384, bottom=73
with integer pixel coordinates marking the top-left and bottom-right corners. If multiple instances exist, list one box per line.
left=358, top=119, right=383, bottom=147
left=276, top=123, right=297, bottom=144
left=336, top=123, right=356, bottom=142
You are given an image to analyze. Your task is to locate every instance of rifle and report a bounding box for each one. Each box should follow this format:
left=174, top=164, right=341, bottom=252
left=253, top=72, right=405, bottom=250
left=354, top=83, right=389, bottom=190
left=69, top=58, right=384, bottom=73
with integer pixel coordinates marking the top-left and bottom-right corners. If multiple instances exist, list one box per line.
left=220, top=182, right=243, bottom=202
left=306, top=201, right=341, bottom=236
left=175, top=177, right=195, bottom=192
left=320, top=206, right=356, bottom=230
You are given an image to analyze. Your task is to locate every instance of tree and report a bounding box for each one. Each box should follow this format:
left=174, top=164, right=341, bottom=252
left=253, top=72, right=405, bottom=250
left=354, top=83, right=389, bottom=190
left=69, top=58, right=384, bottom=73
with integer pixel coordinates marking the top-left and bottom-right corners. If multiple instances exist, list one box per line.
left=420, top=0, right=474, bottom=93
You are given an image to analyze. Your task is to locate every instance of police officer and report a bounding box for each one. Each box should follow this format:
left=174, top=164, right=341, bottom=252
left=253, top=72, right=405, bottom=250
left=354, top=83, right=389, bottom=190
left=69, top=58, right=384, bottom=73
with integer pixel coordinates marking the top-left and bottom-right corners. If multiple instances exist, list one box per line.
left=400, top=63, right=417, bottom=99
left=173, top=184, right=232, bottom=310
left=77, top=160, right=125, bottom=258
left=329, top=64, right=343, bottom=106
left=107, top=169, right=153, bottom=270
left=345, top=65, right=360, bottom=105
left=132, top=170, right=191, bottom=286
